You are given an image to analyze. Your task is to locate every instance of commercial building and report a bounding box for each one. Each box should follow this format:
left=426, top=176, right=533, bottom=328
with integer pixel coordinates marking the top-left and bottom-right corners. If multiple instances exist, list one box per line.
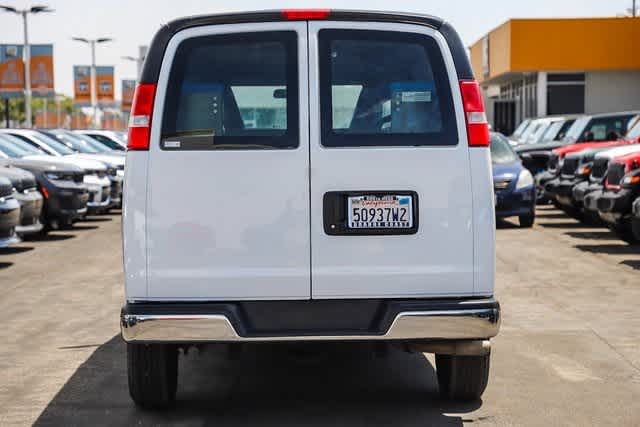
left=469, top=17, right=640, bottom=135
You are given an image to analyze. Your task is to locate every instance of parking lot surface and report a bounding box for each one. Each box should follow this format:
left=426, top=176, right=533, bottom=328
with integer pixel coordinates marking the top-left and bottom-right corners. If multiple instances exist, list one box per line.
left=1, top=206, right=639, bottom=426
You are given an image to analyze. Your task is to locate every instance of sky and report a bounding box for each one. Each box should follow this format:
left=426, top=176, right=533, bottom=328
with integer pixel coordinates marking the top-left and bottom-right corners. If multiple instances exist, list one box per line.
left=0, top=0, right=635, bottom=99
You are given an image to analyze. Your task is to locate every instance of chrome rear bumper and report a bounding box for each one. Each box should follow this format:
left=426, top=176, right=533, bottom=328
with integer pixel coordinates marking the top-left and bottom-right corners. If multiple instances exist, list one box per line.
left=121, top=298, right=500, bottom=343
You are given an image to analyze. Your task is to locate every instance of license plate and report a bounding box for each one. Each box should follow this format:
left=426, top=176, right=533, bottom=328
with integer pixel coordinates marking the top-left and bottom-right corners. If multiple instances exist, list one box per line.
left=347, top=195, right=413, bottom=229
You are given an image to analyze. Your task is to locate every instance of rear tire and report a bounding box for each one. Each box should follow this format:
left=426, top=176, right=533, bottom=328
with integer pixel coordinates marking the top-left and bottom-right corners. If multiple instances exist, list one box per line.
left=127, top=343, right=178, bottom=409
left=519, top=214, right=535, bottom=228
left=436, top=354, right=490, bottom=401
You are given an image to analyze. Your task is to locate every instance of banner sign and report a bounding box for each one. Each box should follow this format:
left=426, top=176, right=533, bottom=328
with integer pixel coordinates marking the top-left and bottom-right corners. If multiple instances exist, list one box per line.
left=121, top=79, right=136, bottom=111
left=0, top=44, right=54, bottom=98
left=30, top=44, right=54, bottom=97
left=96, top=66, right=115, bottom=105
left=0, top=45, right=24, bottom=98
left=73, top=65, right=91, bottom=106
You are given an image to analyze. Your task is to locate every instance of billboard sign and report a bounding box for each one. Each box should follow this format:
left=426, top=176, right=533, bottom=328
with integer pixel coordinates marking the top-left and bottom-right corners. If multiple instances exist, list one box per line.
left=30, top=44, right=54, bottom=97
left=96, top=66, right=115, bottom=105
left=0, top=44, right=54, bottom=98
left=73, top=65, right=91, bottom=106
left=121, top=79, right=135, bottom=111
left=0, top=44, right=24, bottom=98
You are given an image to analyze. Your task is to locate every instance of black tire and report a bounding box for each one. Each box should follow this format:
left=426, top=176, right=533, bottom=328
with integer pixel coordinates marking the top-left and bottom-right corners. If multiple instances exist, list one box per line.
left=436, top=354, right=490, bottom=401
left=127, top=343, right=178, bottom=409
left=519, top=214, right=535, bottom=228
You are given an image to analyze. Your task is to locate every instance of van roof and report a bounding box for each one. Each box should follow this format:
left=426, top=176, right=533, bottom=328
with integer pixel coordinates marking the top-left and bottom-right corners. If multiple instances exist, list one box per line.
left=140, top=9, right=473, bottom=84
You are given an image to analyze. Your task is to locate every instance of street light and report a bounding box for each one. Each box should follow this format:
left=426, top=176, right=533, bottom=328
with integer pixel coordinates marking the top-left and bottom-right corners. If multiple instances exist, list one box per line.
left=0, top=4, right=54, bottom=128
left=72, top=36, right=113, bottom=129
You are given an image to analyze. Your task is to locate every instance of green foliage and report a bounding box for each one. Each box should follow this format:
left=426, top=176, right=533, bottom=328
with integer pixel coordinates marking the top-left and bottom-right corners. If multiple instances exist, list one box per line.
left=0, top=94, right=76, bottom=126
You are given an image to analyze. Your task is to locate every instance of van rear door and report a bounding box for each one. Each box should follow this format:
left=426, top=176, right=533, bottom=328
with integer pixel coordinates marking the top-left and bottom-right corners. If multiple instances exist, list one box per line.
left=146, top=22, right=311, bottom=300
left=307, top=22, right=475, bottom=298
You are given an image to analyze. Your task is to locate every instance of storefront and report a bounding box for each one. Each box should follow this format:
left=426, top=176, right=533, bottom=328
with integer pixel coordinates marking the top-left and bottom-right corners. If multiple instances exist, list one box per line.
left=469, top=17, right=640, bottom=135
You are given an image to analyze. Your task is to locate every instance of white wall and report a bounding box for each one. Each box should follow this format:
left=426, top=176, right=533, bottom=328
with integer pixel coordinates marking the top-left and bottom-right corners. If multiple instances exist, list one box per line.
left=585, top=71, right=640, bottom=114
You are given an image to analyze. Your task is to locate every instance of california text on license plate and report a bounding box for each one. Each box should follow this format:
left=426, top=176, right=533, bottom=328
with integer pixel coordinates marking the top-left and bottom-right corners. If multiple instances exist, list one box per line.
left=347, top=195, right=413, bottom=229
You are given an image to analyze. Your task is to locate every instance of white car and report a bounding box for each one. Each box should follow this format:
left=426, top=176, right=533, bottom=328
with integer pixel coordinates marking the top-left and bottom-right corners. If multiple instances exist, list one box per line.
left=0, top=129, right=112, bottom=213
left=121, top=9, right=499, bottom=408
left=74, top=130, right=127, bottom=151
left=47, top=129, right=125, bottom=208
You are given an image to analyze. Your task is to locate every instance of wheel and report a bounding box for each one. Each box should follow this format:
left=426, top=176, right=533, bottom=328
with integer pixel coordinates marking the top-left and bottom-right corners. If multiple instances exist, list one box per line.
left=519, top=214, right=535, bottom=228
left=436, top=354, right=490, bottom=401
left=127, top=343, right=178, bottom=409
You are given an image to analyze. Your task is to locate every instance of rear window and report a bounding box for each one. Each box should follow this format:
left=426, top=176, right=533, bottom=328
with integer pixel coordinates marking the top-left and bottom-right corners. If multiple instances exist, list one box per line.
left=161, top=31, right=299, bottom=150
left=319, top=30, right=457, bottom=147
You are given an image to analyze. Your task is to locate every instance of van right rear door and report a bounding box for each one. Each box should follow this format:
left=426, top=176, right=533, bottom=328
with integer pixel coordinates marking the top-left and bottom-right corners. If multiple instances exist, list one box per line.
left=307, top=21, right=476, bottom=299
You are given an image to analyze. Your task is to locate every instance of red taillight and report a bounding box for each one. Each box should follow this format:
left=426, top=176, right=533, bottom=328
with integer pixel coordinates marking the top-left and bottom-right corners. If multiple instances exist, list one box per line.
left=127, top=83, right=157, bottom=151
left=281, top=9, right=330, bottom=20
left=459, top=80, right=489, bottom=147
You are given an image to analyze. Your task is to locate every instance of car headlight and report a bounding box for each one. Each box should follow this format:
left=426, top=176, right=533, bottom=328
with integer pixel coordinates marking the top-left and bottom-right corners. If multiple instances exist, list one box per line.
left=45, top=172, right=64, bottom=181
left=622, top=174, right=640, bottom=187
left=576, top=164, right=592, bottom=177
left=515, top=169, right=534, bottom=190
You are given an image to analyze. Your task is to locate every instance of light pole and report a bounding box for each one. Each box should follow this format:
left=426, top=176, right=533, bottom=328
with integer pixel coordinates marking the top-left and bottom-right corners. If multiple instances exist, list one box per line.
left=0, top=5, right=54, bottom=128
left=72, top=37, right=112, bottom=129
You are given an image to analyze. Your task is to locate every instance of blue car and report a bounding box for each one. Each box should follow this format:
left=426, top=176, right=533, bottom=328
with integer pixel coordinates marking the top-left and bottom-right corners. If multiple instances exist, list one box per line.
left=491, top=133, right=536, bottom=227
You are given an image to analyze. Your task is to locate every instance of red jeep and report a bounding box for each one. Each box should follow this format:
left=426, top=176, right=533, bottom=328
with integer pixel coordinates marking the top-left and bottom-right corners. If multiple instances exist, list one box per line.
left=596, top=151, right=640, bottom=243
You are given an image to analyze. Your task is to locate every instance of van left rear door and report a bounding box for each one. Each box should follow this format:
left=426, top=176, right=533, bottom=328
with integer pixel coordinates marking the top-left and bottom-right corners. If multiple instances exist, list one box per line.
left=146, top=22, right=311, bottom=300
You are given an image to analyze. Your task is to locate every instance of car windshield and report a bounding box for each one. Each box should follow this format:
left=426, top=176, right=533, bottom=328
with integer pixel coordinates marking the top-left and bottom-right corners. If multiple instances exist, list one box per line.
left=530, top=121, right=552, bottom=144
left=28, top=131, right=76, bottom=155
left=512, top=119, right=530, bottom=138
left=80, top=132, right=123, bottom=150
left=563, top=116, right=591, bottom=143
left=490, top=134, right=519, bottom=164
left=0, top=133, right=46, bottom=156
left=0, top=136, right=31, bottom=158
left=541, top=120, right=564, bottom=142
left=48, top=130, right=100, bottom=154
left=71, top=133, right=110, bottom=152
left=519, top=120, right=540, bottom=143
left=625, top=117, right=640, bottom=140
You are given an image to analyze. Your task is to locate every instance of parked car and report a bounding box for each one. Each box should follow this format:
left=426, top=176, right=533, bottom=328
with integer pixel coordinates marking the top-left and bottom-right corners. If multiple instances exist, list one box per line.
left=74, top=130, right=126, bottom=151
left=632, top=196, right=640, bottom=240
left=532, top=117, right=640, bottom=203
left=120, top=9, right=500, bottom=407
left=516, top=111, right=639, bottom=159
left=595, top=155, right=640, bottom=243
left=545, top=147, right=603, bottom=218
left=0, top=176, right=21, bottom=247
left=0, top=135, right=89, bottom=230
left=0, top=165, right=44, bottom=237
left=579, top=145, right=640, bottom=222
left=490, top=133, right=535, bottom=227
left=0, top=129, right=112, bottom=214
left=45, top=129, right=125, bottom=208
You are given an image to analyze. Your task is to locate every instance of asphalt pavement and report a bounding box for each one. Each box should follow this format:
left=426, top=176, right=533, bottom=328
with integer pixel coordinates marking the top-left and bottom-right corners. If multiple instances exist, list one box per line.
left=0, top=206, right=639, bottom=426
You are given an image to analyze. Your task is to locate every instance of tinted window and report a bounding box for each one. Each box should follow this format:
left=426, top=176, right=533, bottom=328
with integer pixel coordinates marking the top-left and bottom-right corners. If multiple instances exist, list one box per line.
left=319, top=30, right=457, bottom=147
left=0, top=137, right=29, bottom=158
left=625, top=117, right=640, bottom=140
left=0, top=133, right=45, bottom=155
left=161, top=31, right=298, bottom=150
left=84, top=133, right=123, bottom=150
left=48, top=131, right=99, bottom=154
left=490, top=134, right=518, bottom=164
left=580, top=115, right=634, bottom=142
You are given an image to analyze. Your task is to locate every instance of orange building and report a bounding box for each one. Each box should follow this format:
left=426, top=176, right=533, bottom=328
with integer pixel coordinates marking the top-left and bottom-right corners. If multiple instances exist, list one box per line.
left=469, top=17, right=640, bottom=134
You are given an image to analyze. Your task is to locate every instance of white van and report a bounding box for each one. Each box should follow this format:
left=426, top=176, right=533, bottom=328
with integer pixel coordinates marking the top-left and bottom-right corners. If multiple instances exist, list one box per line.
left=121, top=9, right=499, bottom=408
